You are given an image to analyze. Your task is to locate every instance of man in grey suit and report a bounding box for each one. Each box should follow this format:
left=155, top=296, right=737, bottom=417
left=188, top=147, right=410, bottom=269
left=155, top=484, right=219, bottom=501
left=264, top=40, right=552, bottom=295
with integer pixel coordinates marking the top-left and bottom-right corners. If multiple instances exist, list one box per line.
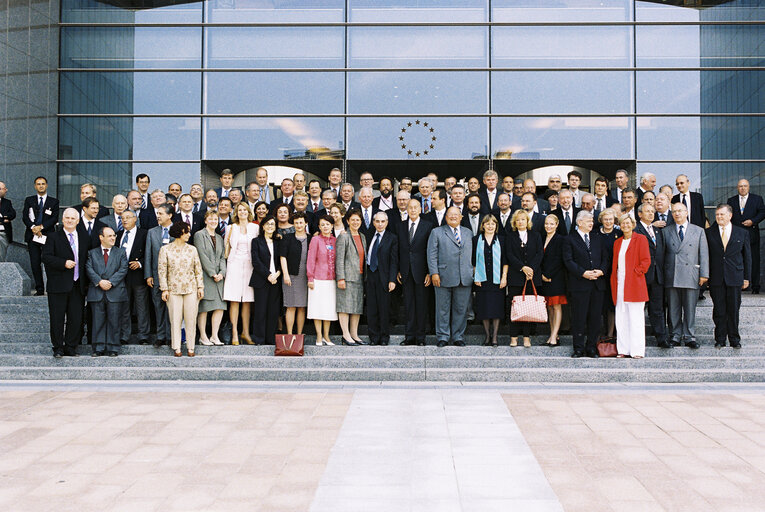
left=85, top=225, right=128, bottom=356
left=144, top=203, right=175, bottom=348
left=656, top=202, right=709, bottom=349
left=427, top=206, right=474, bottom=347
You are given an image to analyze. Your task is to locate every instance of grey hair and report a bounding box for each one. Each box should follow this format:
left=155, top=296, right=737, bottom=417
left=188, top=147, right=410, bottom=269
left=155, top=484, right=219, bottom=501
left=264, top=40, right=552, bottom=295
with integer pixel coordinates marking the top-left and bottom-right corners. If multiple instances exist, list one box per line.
left=640, top=172, right=656, bottom=184
left=575, top=210, right=594, bottom=223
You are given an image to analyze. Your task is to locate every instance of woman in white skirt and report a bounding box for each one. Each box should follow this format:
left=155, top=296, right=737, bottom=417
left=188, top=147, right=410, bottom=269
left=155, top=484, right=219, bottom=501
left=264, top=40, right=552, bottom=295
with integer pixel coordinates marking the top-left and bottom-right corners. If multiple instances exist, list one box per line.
left=223, top=203, right=259, bottom=345
left=610, top=214, right=651, bottom=358
left=306, top=215, right=338, bottom=345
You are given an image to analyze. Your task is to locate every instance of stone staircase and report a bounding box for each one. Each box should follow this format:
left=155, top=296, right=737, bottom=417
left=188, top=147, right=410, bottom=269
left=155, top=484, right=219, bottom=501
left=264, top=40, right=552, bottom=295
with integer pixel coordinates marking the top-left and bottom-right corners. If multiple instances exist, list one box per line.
left=1, top=295, right=765, bottom=382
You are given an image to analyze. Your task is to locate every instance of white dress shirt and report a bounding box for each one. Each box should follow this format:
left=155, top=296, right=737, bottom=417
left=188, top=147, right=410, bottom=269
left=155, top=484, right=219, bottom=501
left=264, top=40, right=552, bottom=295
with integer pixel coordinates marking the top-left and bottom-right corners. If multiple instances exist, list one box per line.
left=434, top=208, right=445, bottom=225
left=361, top=206, right=374, bottom=229
left=408, top=217, right=420, bottom=238
left=121, top=227, right=138, bottom=265
left=499, top=210, right=511, bottom=228
left=679, top=193, right=692, bottom=221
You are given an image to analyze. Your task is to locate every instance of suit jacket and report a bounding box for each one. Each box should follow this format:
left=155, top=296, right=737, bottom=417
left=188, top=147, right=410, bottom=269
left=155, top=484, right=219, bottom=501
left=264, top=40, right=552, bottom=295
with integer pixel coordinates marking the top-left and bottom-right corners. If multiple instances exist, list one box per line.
left=0, top=197, right=17, bottom=242
left=193, top=229, right=227, bottom=297
left=610, top=233, right=651, bottom=303
left=592, top=195, right=616, bottom=211
left=653, top=209, right=674, bottom=227
left=306, top=199, right=324, bottom=213
left=341, top=200, right=361, bottom=213
left=101, top=212, right=141, bottom=233
left=728, top=193, right=765, bottom=244
left=478, top=189, right=500, bottom=215
left=530, top=212, right=547, bottom=236
left=424, top=209, right=448, bottom=228
left=269, top=197, right=295, bottom=215
left=387, top=208, right=409, bottom=233
left=540, top=233, right=567, bottom=296
left=672, top=191, right=707, bottom=228
left=461, top=212, right=484, bottom=237
left=427, top=225, right=474, bottom=287
left=280, top=232, right=312, bottom=276
left=554, top=207, right=580, bottom=236
left=656, top=222, right=709, bottom=289
left=635, top=187, right=654, bottom=205
left=706, top=224, right=751, bottom=287
left=85, top=246, right=129, bottom=302
left=397, top=217, right=434, bottom=282
left=138, top=207, right=159, bottom=230
left=372, top=196, right=394, bottom=213
left=365, top=230, right=398, bottom=285
left=633, top=221, right=662, bottom=286
left=249, top=236, right=282, bottom=289
left=76, top=218, right=107, bottom=249
left=73, top=203, right=110, bottom=220
left=496, top=210, right=514, bottom=236
left=214, top=186, right=244, bottom=202
left=116, top=228, right=148, bottom=287
left=41, top=228, right=89, bottom=294
left=144, top=224, right=175, bottom=281
left=562, top=231, right=610, bottom=292
left=22, top=195, right=59, bottom=242
left=335, top=230, right=367, bottom=283
left=173, top=211, right=204, bottom=240
left=505, top=230, right=543, bottom=287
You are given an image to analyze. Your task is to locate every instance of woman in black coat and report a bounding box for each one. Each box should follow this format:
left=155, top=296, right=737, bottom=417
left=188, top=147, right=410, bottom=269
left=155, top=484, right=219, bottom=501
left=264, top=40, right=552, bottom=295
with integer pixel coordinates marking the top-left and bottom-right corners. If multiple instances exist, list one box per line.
left=540, top=214, right=567, bottom=346
left=250, top=214, right=282, bottom=345
left=505, top=209, right=543, bottom=347
left=598, top=208, right=621, bottom=338
left=471, top=215, right=508, bottom=347
left=279, top=212, right=312, bottom=335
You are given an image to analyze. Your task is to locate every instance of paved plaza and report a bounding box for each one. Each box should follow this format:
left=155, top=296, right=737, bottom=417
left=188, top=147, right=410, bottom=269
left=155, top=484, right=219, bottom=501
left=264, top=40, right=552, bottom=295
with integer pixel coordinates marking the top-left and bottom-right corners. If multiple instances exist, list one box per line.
left=1, top=383, right=765, bottom=512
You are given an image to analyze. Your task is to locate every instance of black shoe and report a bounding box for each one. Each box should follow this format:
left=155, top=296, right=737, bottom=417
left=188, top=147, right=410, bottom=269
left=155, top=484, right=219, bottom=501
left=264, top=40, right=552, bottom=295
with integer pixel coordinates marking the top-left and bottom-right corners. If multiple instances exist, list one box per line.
left=120, top=339, right=128, bottom=345
left=657, top=340, right=671, bottom=349
left=341, top=338, right=359, bottom=346
left=91, top=351, right=104, bottom=357
left=53, top=350, right=64, bottom=359
left=586, top=351, right=599, bottom=359
left=64, top=350, right=79, bottom=357
left=753, top=287, right=760, bottom=295
left=698, top=294, right=706, bottom=300
left=400, top=339, right=416, bottom=346
left=670, top=339, right=681, bottom=347
left=571, top=351, right=583, bottom=358
left=153, top=339, right=164, bottom=348
left=731, top=342, right=742, bottom=349
left=417, top=340, right=426, bottom=346
left=437, top=340, right=448, bottom=348
left=714, top=342, right=725, bottom=349
left=380, top=340, right=389, bottom=346
left=355, top=339, right=369, bottom=345
left=453, top=340, right=465, bottom=347
left=139, top=339, right=150, bottom=345
left=35, top=290, right=45, bottom=296
left=686, top=341, right=700, bottom=349
left=482, top=335, right=491, bottom=347
left=107, top=351, right=118, bottom=357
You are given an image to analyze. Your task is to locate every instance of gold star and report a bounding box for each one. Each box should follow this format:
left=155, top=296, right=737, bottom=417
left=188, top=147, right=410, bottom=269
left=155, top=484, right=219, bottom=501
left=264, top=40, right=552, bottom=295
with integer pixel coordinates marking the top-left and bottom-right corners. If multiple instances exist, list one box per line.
left=407, top=122, right=412, bottom=127
left=399, top=136, right=404, bottom=141
left=429, top=144, right=434, bottom=149
left=423, top=150, right=429, bottom=155
left=429, top=127, right=434, bottom=132
left=423, top=122, right=429, bottom=127
left=401, top=144, right=406, bottom=149
left=407, top=149, right=412, bottom=155
left=432, top=136, right=437, bottom=141
left=401, top=128, right=406, bottom=133
left=415, top=152, right=420, bottom=157
left=415, top=120, right=420, bottom=125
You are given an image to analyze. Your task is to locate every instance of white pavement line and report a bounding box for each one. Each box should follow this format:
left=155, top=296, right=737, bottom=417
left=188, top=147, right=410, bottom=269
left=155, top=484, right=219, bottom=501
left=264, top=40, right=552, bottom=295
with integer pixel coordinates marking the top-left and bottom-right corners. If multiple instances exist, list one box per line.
left=309, top=389, right=564, bottom=512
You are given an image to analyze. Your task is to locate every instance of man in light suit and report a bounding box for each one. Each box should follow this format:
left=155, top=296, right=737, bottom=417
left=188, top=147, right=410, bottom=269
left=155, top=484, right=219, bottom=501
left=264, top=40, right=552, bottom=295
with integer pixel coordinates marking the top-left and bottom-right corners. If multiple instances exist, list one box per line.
left=144, top=204, right=175, bottom=348
left=706, top=204, right=751, bottom=348
left=427, top=206, right=474, bottom=347
left=634, top=203, right=669, bottom=348
left=85, top=225, right=128, bottom=356
left=656, top=202, right=709, bottom=349
left=116, top=210, right=150, bottom=345
left=728, top=179, right=765, bottom=294
left=365, top=212, right=399, bottom=346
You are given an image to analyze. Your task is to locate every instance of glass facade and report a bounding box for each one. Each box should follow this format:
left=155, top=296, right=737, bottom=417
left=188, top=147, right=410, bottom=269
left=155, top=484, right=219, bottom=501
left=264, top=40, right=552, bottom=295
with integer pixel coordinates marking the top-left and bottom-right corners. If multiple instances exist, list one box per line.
left=57, top=0, right=765, bottom=206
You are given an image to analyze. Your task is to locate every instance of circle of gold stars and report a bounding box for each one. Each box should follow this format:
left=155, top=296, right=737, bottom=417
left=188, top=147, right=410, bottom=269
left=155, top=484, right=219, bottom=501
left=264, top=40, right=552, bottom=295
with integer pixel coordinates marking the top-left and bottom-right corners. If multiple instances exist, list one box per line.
left=399, top=119, right=436, bottom=157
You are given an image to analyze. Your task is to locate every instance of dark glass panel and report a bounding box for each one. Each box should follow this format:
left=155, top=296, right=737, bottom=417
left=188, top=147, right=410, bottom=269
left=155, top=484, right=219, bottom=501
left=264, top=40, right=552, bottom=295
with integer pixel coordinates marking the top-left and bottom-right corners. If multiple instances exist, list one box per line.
left=61, top=0, right=203, bottom=23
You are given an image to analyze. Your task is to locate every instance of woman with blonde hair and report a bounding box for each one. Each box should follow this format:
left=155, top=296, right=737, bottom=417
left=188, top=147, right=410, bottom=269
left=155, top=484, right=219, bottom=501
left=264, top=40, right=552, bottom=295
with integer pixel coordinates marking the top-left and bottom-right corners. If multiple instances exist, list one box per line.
left=505, top=209, right=543, bottom=347
left=223, top=202, right=259, bottom=345
left=329, top=203, right=346, bottom=238
left=540, top=214, right=566, bottom=346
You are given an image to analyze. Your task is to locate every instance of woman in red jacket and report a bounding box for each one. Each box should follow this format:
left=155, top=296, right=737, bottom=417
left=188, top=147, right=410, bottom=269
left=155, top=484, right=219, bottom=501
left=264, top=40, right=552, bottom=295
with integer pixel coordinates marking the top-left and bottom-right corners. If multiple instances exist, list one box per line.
left=611, top=214, right=651, bottom=358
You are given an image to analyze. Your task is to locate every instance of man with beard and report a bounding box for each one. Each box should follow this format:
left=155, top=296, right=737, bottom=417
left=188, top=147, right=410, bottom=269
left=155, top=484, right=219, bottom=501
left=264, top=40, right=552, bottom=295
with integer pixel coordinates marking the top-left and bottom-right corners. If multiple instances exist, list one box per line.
left=462, top=193, right=484, bottom=237
left=372, top=176, right=395, bottom=211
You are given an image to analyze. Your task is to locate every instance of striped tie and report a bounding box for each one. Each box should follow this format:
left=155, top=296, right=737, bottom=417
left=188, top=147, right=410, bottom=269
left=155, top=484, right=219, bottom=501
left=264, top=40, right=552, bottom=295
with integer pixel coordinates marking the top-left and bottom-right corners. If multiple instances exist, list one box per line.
left=453, top=227, right=461, bottom=246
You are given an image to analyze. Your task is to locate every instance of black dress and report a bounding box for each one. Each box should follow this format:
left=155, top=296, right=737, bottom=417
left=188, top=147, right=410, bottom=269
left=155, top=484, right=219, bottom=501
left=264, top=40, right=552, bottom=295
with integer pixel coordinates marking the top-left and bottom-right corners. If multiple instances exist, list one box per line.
left=505, top=230, right=544, bottom=337
left=599, top=228, right=621, bottom=312
left=471, top=234, right=506, bottom=320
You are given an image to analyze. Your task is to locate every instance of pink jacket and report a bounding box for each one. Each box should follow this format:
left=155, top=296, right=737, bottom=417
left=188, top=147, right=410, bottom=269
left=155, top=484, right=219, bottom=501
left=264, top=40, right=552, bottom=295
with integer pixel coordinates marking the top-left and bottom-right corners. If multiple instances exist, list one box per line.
left=307, top=235, right=336, bottom=283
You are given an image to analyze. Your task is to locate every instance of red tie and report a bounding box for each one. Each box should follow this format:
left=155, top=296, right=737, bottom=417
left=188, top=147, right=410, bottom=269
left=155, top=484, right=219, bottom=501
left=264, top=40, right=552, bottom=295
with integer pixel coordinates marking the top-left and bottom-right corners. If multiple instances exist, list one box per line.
left=103, top=248, right=109, bottom=266
left=313, top=202, right=318, bottom=211
left=185, top=214, right=191, bottom=227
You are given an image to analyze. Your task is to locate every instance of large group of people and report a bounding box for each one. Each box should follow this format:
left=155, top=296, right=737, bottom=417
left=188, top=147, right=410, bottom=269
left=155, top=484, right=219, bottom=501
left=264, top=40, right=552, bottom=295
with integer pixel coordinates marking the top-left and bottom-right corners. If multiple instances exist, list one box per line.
left=0, top=166, right=761, bottom=359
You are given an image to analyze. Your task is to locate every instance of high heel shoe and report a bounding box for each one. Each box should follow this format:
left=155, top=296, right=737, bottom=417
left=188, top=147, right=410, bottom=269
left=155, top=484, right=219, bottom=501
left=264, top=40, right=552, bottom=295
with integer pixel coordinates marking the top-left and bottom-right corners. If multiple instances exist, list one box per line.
left=482, top=334, right=491, bottom=346
left=198, top=337, right=213, bottom=346
left=231, top=337, right=240, bottom=346
left=341, top=337, right=358, bottom=346
left=351, top=337, right=368, bottom=345
left=323, top=338, right=335, bottom=346
left=491, top=338, right=498, bottom=348
left=240, top=335, right=255, bottom=345
left=316, top=338, right=324, bottom=346
left=523, top=337, right=531, bottom=348
left=187, top=350, right=195, bottom=357
left=510, top=337, right=518, bottom=347
left=210, top=337, right=223, bottom=346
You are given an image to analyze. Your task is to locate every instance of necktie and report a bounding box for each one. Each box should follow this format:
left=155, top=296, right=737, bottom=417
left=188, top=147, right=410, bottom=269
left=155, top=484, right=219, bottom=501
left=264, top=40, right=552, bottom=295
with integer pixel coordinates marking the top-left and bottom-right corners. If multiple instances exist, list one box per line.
left=682, top=194, right=688, bottom=208
left=423, top=198, right=430, bottom=214
left=185, top=214, right=191, bottom=227
left=193, top=203, right=199, bottom=214
left=660, top=213, right=666, bottom=222
left=141, top=195, right=146, bottom=209
left=648, top=226, right=655, bottom=244
left=679, top=225, right=685, bottom=241
left=87, top=221, right=92, bottom=235
left=454, top=227, right=461, bottom=246
left=597, top=198, right=603, bottom=211
left=369, top=233, right=380, bottom=272
left=162, top=227, right=169, bottom=242
left=409, top=221, right=415, bottom=243
left=565, top=211, right=571, bottom=232
left=117, top=216, right=123, bottom=231
left=722, top=227, right=728, bottom=249
left=103, top=248, right=109, bottom=266
left=313, top=202, right=318, bottom=211
left=364, top=208, right=370, bottom=228
left=37, top=197, right=44, bottom=222
left=740, top=197, right=746, bottom=214
left=68, top=233, right=79, bottom=281
left=219, top=221, right=225, bottom=232
left=122, top=230, right=130, bottom=248
left=223, top=189, right=229, bottom=198
left=584, top=233, right=590, bottom=250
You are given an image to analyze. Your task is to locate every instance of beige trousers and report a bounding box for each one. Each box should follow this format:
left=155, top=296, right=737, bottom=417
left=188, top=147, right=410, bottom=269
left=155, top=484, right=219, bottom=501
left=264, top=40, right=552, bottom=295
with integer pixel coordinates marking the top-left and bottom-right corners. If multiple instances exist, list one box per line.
left=167, top=292, right=199, bottom=351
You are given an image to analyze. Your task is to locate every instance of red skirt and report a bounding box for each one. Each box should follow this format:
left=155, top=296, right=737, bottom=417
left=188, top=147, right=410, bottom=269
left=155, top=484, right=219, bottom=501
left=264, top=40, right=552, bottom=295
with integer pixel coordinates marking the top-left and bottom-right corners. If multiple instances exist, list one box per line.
left=545, top=295, right=568, bottom=306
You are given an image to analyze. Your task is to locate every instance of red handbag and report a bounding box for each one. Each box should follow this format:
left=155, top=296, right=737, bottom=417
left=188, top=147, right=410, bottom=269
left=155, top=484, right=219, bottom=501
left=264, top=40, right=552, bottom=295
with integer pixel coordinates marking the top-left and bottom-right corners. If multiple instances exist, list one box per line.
left=510, top=281, right=548, bottom=323
left=597, top=336, right=618, bottom=358
left=275, top=334, right=304, bottom=356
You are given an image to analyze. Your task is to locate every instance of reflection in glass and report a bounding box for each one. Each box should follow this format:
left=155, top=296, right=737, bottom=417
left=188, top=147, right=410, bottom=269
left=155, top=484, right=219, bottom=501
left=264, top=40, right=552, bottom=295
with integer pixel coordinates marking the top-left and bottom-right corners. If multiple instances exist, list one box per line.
left=61, top=72, right=201, bottom=115
left=702, top=116, right=765, bottom=160
left=637, top=0, right=765, bottom=22
left=701, top=161, right=763, bottom=206
left=492, top=26, right=632, bottom=68
left=58, top=162, right=133, bottom=208
left=348, top=72, right=487, bottom=114
left=206, top=0, right=344, bottom=23
left=204, top=117, right=344, bottom=160
left=206, top=27, right=344, bottom=69
left=636, top=25, right=700, bottom=68
left=132, top=163, right=202, bottom=196
left=493, top=0, right=630, bottom=22
left=346, top=117, right=488, bottom=160
left=62, top=0, right=203, bottom=23
left=637, top=71, right=701, bottom=114
left=492, top=71, right=632, bottom=114
left=205, top=72, right=344, bottom=115
left=637, top=117, right=701, bottom=161
left=637, top=162, right=701, bottom=197
left=60, top=117, right=201, bottom=161
left=349, top=27, right=487, bottom=69
left=349, top=0, right=486, bottom=22
left=492, top=117, right=633, bottom=160
left=61, top=27, right=202, bottom=69
left=700, top=25, right=765, bottom=68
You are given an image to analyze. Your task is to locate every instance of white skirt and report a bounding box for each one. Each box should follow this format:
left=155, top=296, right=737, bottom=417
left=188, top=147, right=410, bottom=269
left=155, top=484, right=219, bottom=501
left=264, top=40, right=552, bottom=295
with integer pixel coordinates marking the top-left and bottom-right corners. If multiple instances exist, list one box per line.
left=307, top=280, right=338, bottom=321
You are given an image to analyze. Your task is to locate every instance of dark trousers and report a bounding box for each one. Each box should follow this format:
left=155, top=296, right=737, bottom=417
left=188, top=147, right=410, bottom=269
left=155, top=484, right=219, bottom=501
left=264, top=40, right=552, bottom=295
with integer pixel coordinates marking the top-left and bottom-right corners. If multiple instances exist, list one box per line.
left=751, top=237, right=761, bottom=290
left=48, top=285, right=84, bottom=353
left=91, top=300, right=123, bottom=352
left=403, top=272, right=427, bottom=342
left=28, top=241, right=45, bottom=292
left=150, top=282, right=171, bottom=341
left=366, top=270, right=391, bottom=344
left=508, top=284, right=538, bottom=337
left=569, top=286, right=604, bottom=354
left=120, top=280, right=150, bottom=342
left=646, top=281, right=668, bottom=343
left=253, top=283, right=281, bottom=345
left=710, top=284, right=742, bottom=344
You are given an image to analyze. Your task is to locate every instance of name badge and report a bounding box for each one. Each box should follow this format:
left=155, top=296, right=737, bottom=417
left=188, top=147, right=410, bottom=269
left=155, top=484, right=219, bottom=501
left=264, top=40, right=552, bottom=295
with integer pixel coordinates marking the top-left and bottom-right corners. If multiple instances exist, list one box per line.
left=326, top=245, right=333, bottom=250
left=162, top=238, right=170, bottom=245
left=45, top=209, right=52, bottom=215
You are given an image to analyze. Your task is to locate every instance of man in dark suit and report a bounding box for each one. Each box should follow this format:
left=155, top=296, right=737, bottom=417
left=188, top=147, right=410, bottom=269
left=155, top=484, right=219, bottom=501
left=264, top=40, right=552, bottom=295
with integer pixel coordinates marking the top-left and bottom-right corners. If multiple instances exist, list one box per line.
left=592, top=176, right=616, bottom=215
left=495, top=193, right=514, bottom=235
left=101, top=194, right=131, bottom=233
left=706, top=204, right=751, bottom=348
left=306, top=180, right=324, bottom=213
left=215, top=197, right=233, bottom=238
left=554, top=189, right=579, bottom=236
left=325, top=168, right=343, bottom=202
left=339, top=183, right=360, bottom=213
left=0, top=181, right=16, bottom=262
left=23, top=176, right=60, bottom=295
left=269, top=178, right=296, bottom=214
left=292, top=191, right=317, bottom=234
left=85, top=225, right=128, bottom=356
left=144, top=204, right=175, bottom=347
left=76, top=197, right=107, bottom=250
left=728, top=178, right=765, bottom=294
left=425, top=188, right=449, bottom=228
left=138, top=189, right=166, bottom=230
left=135, top=173, right=151, bottom=209
left=72, top=183, right=110, bottom=219
left=189, top=183, right=207, bottom=215
left=397, top=199, right=434, bottom=346
left=42, top=208, right=88, bottom=357
left=387, top=190, right=410, bottom=232
left=653, top=192, right=673, bottom=228
left=521, top=193, right=547, bottom=235
left=611, top=169, right=629, bottom=204
left=635, top=203, right=669, bottom=348
left=635, top=172, right=657, bottom=205
left=462, top=193, right=484, bottom=237
left=175, top=193, right=204, bottom=238
left=365, top=212, right=399, bottom=345
left=522, top=179, right=549, bottom=213
left=478, top=170, right=500, bottom=215
left=254, top=167, right=276, bottom=204
left=214, top=169, right=239, bottom=201
left=562, top=211, right=610, bottom=358
left=357, top=187, right=379, bottom=242
left=372, top=176, right=395, bottom=212
left=116, top=210, right=150, bottom=345
left=672, top=174, right=708, bottom=228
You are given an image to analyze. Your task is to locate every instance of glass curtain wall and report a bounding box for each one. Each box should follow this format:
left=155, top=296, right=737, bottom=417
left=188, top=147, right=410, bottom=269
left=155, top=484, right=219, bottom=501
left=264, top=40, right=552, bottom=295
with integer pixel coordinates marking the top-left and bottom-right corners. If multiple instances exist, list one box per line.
left=58, top=0, right=764, bottom=206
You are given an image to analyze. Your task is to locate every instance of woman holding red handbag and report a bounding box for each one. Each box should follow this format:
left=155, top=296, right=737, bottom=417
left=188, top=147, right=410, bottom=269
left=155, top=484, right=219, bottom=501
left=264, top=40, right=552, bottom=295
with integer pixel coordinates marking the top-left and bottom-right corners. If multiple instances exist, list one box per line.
left=505, top=210, right=543, bottom=347
left=611, top=214, right=651, bottom=358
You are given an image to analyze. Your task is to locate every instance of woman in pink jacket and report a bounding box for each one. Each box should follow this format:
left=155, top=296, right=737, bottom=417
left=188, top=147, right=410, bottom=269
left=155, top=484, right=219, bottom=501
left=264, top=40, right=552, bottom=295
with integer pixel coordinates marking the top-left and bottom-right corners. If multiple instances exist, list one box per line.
left=307, top=215, right=338, bottom=346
